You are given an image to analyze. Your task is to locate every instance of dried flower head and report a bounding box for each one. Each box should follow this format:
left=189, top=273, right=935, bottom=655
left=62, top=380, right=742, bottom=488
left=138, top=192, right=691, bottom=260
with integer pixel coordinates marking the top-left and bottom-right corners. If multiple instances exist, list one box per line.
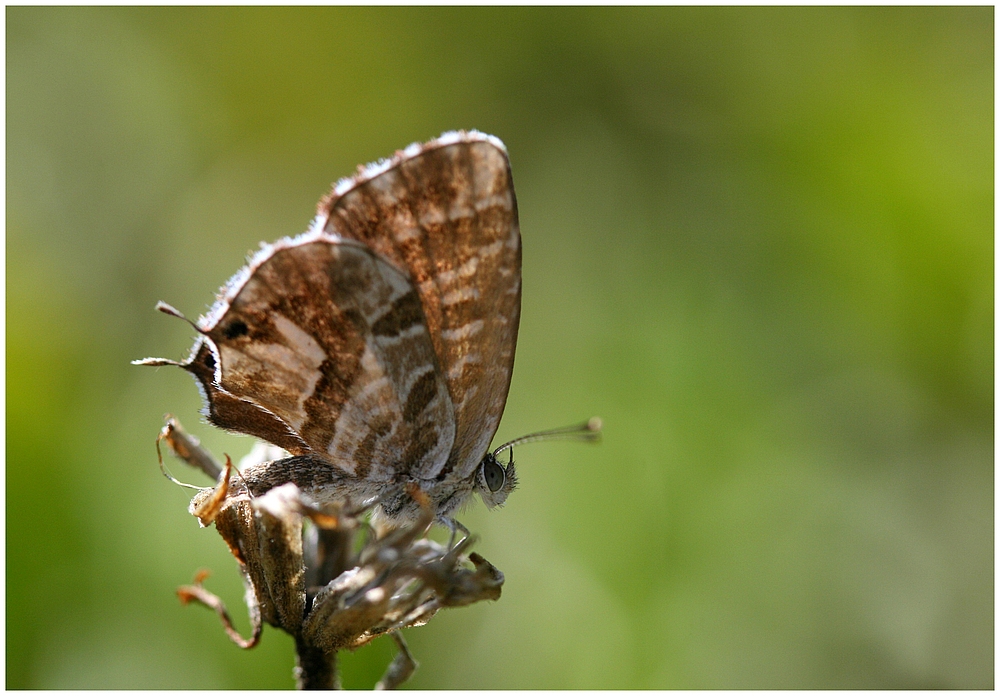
left=158, top=417, right=504, bottom=689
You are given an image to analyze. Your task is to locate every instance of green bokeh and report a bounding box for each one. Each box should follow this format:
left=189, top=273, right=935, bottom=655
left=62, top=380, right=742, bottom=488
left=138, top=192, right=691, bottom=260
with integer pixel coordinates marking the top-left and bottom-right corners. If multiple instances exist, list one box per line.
left=7, top=7, right=992, bottom=689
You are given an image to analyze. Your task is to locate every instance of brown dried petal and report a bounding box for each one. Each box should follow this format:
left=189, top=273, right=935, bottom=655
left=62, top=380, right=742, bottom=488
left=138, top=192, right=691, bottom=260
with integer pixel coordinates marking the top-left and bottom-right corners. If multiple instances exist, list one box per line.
left=250, top=484, right=307, bottom=633
left=182, top=458, right=504, bottom=689
left=303, top=532, right=504, bottom=654
left=176, top=569, right=262, bottom=649
left=303, top=566, right=397, bottom=652
left=208, top=483, right=306, bottom=634
left=419, top=550, right=504, bottom=608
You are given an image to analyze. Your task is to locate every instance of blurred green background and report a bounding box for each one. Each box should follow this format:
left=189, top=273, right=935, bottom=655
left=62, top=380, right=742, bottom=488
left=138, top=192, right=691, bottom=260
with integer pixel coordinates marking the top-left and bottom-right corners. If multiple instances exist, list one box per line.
left=7, top=6, right=993, bottom=689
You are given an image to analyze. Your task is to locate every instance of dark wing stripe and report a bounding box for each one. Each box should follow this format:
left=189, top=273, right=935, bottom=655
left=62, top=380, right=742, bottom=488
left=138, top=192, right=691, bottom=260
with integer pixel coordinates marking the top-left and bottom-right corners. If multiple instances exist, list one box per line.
left=403, top=369, right=440, bottom=424
left=371, top=290, right=423, bottom=338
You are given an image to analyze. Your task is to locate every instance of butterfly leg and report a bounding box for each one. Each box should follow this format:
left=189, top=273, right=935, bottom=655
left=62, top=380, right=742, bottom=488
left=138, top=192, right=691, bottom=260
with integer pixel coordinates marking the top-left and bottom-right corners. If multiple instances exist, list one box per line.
left=375, top=631, right=418, bottom=690
left=442, top=517, right=471, bottom=549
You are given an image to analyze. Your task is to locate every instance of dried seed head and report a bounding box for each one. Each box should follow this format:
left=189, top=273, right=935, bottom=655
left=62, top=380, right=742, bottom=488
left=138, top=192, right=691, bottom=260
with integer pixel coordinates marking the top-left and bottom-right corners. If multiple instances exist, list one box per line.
left=161, top=418, right=505, bottom=689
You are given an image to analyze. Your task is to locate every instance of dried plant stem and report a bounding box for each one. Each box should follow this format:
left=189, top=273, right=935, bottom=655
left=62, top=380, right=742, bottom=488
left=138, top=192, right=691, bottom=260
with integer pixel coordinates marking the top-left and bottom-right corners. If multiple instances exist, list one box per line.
left=294, top=639, right=339, bottom=690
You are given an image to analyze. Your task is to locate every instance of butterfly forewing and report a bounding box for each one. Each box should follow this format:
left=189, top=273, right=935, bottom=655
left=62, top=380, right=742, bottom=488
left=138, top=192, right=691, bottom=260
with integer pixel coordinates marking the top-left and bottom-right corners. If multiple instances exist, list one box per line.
left=320, top=134, right=521, bottom=478
left=199, top=238, right=456, bottom=480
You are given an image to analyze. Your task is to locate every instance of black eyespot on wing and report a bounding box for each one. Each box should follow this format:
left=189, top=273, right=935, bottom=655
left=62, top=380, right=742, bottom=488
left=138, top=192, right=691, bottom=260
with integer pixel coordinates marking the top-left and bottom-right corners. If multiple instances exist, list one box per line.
left=482, top=455, right=505, bottom=493
left=223, top=320, right=249, bottom=339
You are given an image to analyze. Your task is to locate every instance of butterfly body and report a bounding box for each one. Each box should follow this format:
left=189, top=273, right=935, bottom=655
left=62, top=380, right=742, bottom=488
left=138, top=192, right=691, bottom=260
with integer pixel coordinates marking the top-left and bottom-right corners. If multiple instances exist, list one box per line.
left=139, top=131, right=521, bottom=524
left=233, top=449, right=513, bottom=524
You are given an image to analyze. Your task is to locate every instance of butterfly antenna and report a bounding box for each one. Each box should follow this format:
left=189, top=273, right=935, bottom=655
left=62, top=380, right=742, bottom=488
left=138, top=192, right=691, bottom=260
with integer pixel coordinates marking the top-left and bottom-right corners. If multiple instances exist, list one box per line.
left=492, top=416, right=602, bottom=459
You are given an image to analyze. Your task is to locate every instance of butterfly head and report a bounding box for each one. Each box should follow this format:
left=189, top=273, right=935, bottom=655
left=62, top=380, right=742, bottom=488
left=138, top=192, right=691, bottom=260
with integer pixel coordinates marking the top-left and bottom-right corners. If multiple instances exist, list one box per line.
left=475, top=449, right=518, bottom=509
left=475, top=418, right=602, bottom=510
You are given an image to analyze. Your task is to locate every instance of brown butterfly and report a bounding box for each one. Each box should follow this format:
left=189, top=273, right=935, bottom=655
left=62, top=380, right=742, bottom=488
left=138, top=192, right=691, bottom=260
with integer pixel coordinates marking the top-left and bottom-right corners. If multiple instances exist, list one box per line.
left=136, top=131, right=598, bottom=531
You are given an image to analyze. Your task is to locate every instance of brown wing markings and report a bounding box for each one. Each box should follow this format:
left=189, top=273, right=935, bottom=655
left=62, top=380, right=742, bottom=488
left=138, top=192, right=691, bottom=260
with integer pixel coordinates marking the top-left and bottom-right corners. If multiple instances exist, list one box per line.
left=370, top=289, right=423, bottom=338
left=457, top=142, right=521, bottom=473
left=423, top=143, right=520, bottom=477
left=257, top=245, right=343, bottom=348
left=402, top=369, right=440, bottom=424
left=200, top=242, right=418, bottom=474
left=395, top=146, right=459, bottom=347
left=317, top=137, right=520, bottom=478
left=328, top=179, right=405, bottom=273
left=213, top=240, right=454, bottom=479
left=312, top=242, right=456, bottom=480
left=300, top=354, right=359, bottom=457
left=437, top=143, right=494, bottom=473
left=179, top=339, right=312, bottom=455
left=302, top=243, right=413, bottom=471
left=206, top=314, right=312, bottom=426
left=350, top=426, right=382, bottom=479
left=396, top=148, right=473, bottom=310
left=253, top=247, right=317, bottom=331
left=205, top=252, right=332, bottom=433
left=294, top=245, right=370, bottom=454
left=402, top=426, right=442, bottom=477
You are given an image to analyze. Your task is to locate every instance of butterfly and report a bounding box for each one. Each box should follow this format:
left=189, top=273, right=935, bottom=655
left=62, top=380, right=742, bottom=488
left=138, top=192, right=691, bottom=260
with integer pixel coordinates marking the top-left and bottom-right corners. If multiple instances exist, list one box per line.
left=136, top=131, right=539, bottom=529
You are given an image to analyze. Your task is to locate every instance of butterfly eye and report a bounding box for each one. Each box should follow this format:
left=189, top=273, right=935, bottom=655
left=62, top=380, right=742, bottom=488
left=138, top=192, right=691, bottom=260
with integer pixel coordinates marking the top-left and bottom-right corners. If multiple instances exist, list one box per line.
left=482, top=456, right=506, bottom=493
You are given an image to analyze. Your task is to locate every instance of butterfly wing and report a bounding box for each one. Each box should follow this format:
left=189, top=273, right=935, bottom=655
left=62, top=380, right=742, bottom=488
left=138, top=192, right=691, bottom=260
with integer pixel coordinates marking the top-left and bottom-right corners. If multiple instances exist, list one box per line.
left=169, top=338, right=313, bottom=455
left=193, top=237, right=457, bottom=481
left=318, top=131, right=521, bottom=479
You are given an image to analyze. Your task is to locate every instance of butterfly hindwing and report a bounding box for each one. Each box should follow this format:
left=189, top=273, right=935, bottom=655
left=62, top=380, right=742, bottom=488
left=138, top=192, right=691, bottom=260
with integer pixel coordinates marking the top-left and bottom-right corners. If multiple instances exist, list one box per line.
left=179, top=338, right=312, bottom=455
left=197, top=237, right=456, bottom=480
